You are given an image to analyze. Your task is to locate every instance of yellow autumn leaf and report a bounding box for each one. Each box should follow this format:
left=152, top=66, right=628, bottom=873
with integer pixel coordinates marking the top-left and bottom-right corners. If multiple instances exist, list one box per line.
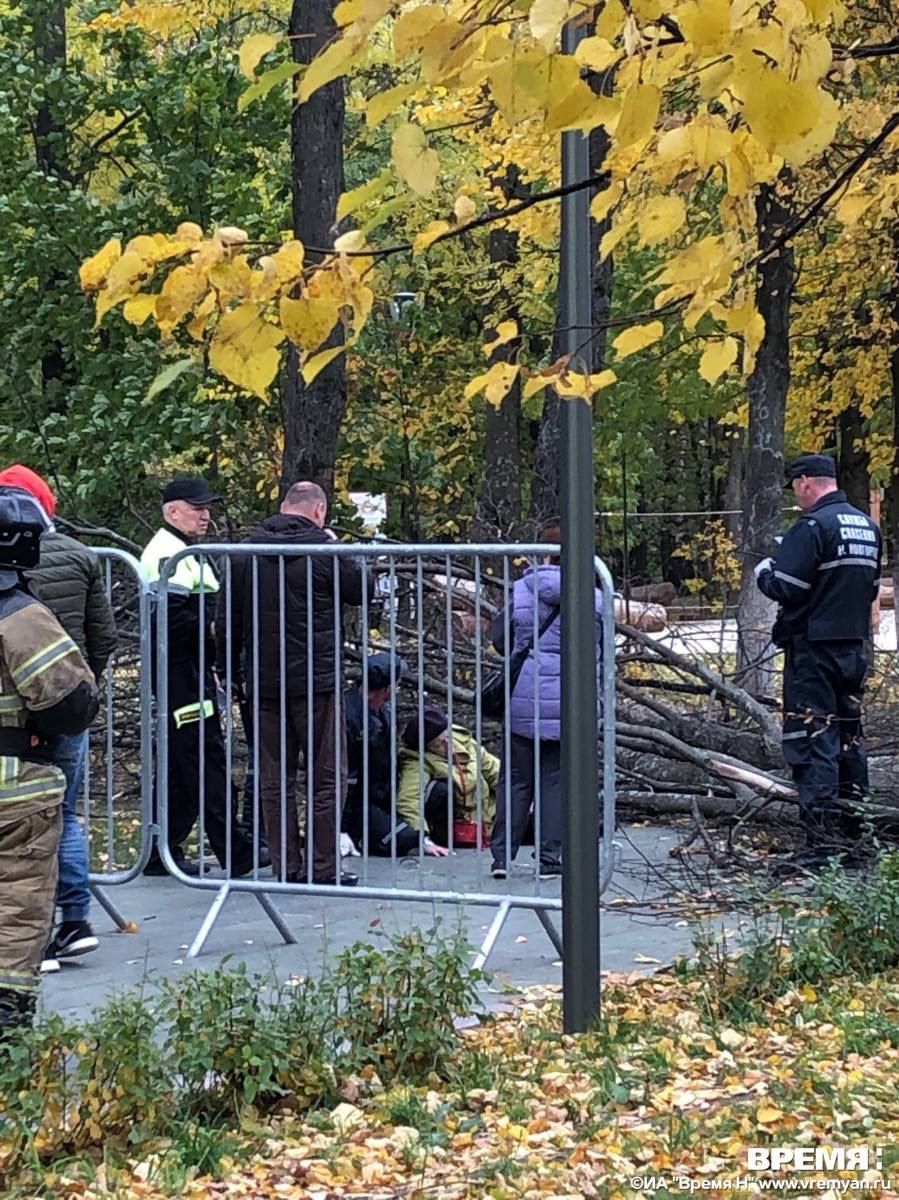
left=297, top=34, right=362, bottom=104
left=575, top=36, right=620, bottom=72
left=413, top=220, right=451, bottom=254
left=122, top=294, right=158, bottom=326
left=637, top=195, right=686, bottom=247
left=732, top=58, right=838, bottom=166
left=186, top=291, right=216, bottom=341
left=529, top=0, right=569, bottom=50
left=176, top=222, right=203, bottom=244
left=599, top=220, right=630, bottom=261
left=208, top=257, right=253, bottom=302
left=393, top=5, right=443, bottom=57
left=238, top=33, right=279, bottom=81
left=454, top=194, right=476, bottom=223
left=555, top=368, right=616, bottom=397
left=80, top=238, right=122, bottom=292
left=590, top=182, right=623, bottom=223
left=464, top=361, right=518, bottom=404
left=484, top=320, right=518, bottom=357
left=302, top=341, right=351, bottom=384
left=613, top=321, right=664, bottom=358
left=756, top=1104, right=784, bottom=1125
left=615, top=83, right=660, bottom=148
left=156, top=265, right=208, bottom=329
left=523, top=375, right=550, bottom=400
left=597, top=0, right=625, bottom=39
left=337, top=171, right=391, bottom=221
left=208, top=302, right=284, bottom=398
left=366, top=82, right=419, bottom=128
left=279, top=288, right=341, bottom=357
left=699, top=337, right=738, bottom=383
left=677, top=0, right=731, bottom=55
left=392, top=123, right=439, bottom=196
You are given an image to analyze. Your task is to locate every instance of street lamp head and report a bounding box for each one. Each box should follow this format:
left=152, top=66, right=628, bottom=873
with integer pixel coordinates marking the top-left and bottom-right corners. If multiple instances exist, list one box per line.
left=389, top=291, right=421, bottom=325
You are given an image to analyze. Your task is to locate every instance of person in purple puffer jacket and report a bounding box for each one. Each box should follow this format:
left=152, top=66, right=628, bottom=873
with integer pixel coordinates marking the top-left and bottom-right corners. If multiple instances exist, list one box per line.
left=489, top=521, right=603, bottom=880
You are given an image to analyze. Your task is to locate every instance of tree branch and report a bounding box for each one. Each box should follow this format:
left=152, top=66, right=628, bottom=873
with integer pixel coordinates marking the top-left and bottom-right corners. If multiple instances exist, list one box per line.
left=303, top=171, right=611, bottom=258
left=755, top=111, right=899, bottom=265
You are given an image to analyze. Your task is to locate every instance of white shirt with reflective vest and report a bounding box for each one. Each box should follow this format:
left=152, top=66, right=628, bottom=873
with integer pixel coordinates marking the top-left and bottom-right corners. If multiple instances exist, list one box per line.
left=140, top=527, right=219, bottom=595
left=140, top=527, right=218, bottom=727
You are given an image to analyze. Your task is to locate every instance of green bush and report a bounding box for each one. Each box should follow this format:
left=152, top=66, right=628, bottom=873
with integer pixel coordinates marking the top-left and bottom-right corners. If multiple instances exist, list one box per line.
left=689, top=852, right=899, bottom=1022
left=0, top=927, right=486, bottom=1192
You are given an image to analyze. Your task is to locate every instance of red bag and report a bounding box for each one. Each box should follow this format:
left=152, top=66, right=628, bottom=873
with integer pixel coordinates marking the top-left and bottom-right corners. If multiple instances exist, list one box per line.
left=452, top=820, right=490, bottom=848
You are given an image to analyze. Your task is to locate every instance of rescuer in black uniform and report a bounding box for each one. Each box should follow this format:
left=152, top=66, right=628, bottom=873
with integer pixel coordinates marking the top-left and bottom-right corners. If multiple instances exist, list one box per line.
left=754, top=454, right=882, bottom=852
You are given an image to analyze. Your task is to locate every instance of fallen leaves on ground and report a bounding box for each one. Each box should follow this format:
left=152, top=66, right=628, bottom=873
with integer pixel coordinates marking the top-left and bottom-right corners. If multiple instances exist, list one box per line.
left=35, top=970, right=899, bottom=1198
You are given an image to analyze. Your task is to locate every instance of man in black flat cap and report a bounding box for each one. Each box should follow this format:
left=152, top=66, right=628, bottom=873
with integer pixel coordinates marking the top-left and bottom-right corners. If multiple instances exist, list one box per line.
left=141, top=477, right=258, bottom=877
left=754, top=454, right=882, bottom=853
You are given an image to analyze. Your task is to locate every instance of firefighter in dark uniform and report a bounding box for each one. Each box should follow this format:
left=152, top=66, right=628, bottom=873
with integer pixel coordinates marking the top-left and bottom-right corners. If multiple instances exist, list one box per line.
left=754, top=454, right=881, bottom=850
left=0, top=488, right=98, bottom=1031
left=141, top=478, right=258, bottom=877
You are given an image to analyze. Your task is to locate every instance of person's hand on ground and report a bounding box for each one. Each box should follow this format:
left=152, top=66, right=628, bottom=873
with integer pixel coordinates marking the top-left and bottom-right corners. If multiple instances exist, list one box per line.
left=424, top=838, right=450, bottom=857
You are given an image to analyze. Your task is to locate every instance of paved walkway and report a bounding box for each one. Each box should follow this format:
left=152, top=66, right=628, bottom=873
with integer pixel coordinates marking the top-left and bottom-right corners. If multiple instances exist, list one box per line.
left=43, top=823, right=706, bottom=1021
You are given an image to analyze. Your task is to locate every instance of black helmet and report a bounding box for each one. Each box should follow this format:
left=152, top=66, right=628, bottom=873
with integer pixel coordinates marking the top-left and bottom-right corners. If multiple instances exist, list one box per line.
left=0, top=488, right=50, bottom=588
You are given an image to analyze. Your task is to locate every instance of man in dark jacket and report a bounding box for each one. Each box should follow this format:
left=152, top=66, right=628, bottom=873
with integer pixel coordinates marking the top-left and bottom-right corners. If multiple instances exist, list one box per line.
left=218, top=481, right=374, bottom=884
left=755, top=454, right=882, bottom=851
left=142, top=478, right=258, bottom=877
left=342, top=652, right=418, bottom=856
left=0, top=465, right=116, bottom=969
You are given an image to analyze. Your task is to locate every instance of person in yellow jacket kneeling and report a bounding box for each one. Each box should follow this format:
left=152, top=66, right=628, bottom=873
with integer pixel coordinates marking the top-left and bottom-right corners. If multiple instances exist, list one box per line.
left=397, top=707, right=498, bottom=855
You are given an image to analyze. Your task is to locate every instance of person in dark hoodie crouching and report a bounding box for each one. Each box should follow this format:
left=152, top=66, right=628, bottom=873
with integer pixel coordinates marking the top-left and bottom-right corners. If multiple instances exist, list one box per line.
left=218, top=482, right=374, bottom=886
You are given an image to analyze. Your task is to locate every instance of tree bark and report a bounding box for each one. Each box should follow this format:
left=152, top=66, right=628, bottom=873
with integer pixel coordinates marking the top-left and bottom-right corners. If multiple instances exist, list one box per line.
left=837, top=402, right=870, bottom=513
left=735, top=179, right=795, bottom=698
left=281, top=0, right=346, bottom=499
left=475, top=167, right=523, bottom=539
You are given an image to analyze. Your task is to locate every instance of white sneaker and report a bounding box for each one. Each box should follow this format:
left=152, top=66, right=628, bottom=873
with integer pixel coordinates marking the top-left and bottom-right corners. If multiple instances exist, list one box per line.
left=40, top=955, right=60, bottom=974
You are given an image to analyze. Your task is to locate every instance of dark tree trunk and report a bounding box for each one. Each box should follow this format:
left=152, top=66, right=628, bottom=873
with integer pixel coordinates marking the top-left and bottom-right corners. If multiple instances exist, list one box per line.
left=735, top=179, right=795, bottom=697
left=281, top=0, right=346, bottom=499
left=475, top=168, right=523, bottom=539
left=529, top=76, right=613, bottom=530
left=31, top=0, right=72, bottom=404
left=837, top=403, right=870, bottom=513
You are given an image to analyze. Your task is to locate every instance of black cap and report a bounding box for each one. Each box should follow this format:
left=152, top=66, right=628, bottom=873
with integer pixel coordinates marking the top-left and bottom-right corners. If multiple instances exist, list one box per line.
left=365, top=651, right=406, bottom=690
left=784, top=454, right=837, bottom=487
left=402, top=706, right=448, bottom=752
left=161, top=477, right=221, bottom=506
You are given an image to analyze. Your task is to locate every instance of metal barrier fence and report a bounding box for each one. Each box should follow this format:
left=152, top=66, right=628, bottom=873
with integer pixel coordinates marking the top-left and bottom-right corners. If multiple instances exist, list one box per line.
left=84, top=548, right=153, bottom=930
left=154, top=542, right=617, bottom=966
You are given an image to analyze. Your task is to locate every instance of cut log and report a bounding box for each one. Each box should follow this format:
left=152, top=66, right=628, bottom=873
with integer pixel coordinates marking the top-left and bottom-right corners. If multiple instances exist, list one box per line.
left=613, top=598, right=667, bottom=632
left=628, top=581, right=678, bottom=606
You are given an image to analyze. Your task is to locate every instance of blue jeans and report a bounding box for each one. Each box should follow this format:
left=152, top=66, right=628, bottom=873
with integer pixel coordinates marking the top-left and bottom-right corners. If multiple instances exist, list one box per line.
left=52, top=732, right=91, bottom=923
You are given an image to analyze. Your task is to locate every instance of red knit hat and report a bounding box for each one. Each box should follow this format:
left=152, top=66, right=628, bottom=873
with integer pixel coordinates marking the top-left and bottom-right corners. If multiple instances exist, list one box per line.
left=0, top=464, right=57, bottom=517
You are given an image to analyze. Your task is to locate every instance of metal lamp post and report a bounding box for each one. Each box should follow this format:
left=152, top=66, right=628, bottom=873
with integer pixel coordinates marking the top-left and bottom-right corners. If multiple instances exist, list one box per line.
left=559, top=18, right=600, bottom=1033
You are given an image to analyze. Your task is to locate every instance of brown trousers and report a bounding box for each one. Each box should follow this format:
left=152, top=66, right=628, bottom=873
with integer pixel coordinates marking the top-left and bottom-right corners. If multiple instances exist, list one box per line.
left=258, top=691, right=346, bottom=880
left=0, top=803, right=61, bottom=996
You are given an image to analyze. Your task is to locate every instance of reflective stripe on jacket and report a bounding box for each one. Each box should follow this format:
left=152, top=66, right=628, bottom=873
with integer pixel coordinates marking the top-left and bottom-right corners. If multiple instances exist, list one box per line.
left=0, top=586, right=95, bottom=808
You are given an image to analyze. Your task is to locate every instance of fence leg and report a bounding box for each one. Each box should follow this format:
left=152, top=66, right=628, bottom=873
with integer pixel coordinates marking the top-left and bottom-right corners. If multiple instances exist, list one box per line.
left=90, top=883, right=133, bottom=932
left=254, top=891, right=297, bottom=947
left=473, top=900, right=512, bottom=971
left=536, top=908, right=564, bottom=959
left=187, top=883, right=232, bottom=959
